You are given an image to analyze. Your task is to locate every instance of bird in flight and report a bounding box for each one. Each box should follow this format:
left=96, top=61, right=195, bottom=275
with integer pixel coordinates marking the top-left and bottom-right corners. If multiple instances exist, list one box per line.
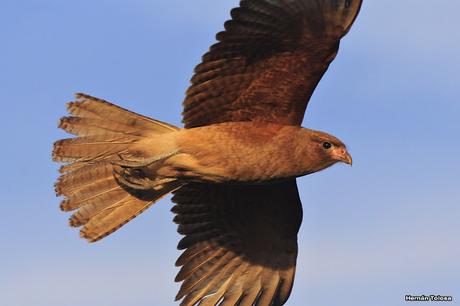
left=52, top=0, right=362, bottom=305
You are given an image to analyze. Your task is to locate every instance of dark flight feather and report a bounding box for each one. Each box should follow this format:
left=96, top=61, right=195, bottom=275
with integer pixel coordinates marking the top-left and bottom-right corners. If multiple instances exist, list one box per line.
left=182, top=0, right=363, bottom=128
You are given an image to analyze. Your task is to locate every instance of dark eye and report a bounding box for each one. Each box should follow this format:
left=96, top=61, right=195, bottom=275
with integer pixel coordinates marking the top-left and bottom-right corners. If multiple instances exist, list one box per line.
left=322, top=142, right=332, bottom=149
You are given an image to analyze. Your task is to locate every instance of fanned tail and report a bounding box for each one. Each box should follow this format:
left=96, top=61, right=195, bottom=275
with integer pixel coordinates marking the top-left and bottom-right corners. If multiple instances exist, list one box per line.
left=53, top=94, right=183, bottom=242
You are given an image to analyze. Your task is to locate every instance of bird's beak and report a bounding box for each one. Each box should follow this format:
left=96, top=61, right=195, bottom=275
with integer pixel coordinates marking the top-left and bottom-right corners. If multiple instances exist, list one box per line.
left=341, top=151, right=353, bottom=166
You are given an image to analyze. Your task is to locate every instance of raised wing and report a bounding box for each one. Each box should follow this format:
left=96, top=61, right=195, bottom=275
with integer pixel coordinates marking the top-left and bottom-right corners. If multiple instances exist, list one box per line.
left=182, top=0, right=363, bottom=127
left=172, top=181, right=302, bottom=306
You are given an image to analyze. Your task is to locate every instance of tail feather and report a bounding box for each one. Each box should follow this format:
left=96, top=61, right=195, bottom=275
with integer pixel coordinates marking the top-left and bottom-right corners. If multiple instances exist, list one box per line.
left=56, top=162, right=112, bottom=197
left=53, top=136, right=136, bottom=163
left=80, top=181, right=182, bottom=242
left=59, top=116, right=142, bottom=137
left=69, top=93, right=179, bottom=133
left=59, top=162, right=87, bottom=174
left=53, top=93, right=183, bottom=242
left=68, top=187, right=128, bottom=227
left=63, top=182, right=121, bottom=215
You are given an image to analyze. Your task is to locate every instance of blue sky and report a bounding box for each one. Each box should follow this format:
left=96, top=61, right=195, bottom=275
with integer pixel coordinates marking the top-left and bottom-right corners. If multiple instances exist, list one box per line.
left=1, top=1, right=459, bottom=305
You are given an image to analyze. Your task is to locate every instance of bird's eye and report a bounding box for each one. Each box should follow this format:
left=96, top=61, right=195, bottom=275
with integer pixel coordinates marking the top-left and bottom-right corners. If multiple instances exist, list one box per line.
left=322, top=142, right=332, bottom=149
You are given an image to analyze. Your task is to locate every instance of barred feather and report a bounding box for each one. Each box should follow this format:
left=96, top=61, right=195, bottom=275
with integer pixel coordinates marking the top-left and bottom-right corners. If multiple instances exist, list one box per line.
left=53, top=94, right=183, bottom=242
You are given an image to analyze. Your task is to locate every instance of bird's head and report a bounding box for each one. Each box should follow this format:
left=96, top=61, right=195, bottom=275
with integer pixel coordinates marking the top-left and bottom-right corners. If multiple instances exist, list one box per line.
left=301, top=128, right=352, bottom=173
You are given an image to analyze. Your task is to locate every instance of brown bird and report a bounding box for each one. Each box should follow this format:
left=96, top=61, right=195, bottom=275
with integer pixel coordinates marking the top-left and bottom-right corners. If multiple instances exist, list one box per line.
left=52, top=0, right=362, bottom=305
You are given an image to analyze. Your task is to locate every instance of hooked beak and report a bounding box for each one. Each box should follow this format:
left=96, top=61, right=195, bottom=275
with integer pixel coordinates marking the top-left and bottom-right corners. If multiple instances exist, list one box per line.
left=341, top=151, right=353, bottom=166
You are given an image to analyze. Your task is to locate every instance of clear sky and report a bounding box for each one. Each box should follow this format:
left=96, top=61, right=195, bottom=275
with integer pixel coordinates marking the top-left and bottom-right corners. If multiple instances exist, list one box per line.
left=1, top=1, right=459, bottom=306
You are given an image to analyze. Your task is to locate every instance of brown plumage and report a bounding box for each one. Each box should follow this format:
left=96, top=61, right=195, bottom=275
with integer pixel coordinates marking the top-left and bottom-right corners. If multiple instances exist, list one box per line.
left=53, top=0, right=362, bottom=305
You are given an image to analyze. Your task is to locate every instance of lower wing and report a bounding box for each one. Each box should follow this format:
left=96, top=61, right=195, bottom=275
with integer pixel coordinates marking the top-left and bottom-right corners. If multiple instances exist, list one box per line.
left=172, top=180, right=303, bottom=306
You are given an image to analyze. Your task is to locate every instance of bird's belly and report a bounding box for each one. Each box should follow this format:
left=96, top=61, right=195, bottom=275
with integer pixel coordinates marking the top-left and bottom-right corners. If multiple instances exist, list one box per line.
left=174, top=139, right=302, bottom=183
left=170, top=122, right=315, bottom=183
